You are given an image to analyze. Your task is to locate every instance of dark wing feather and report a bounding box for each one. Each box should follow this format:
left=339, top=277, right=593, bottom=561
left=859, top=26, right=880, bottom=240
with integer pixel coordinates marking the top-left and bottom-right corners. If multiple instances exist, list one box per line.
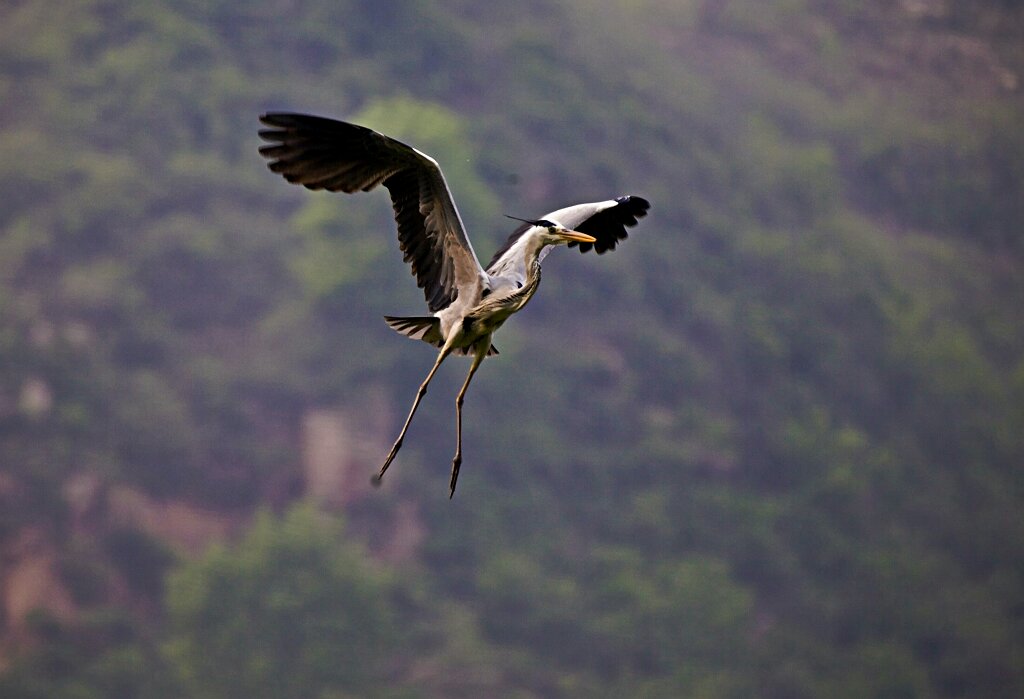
left=568, top=196, right=650, bottom=254
left=258, top=112, right=485, bottom=313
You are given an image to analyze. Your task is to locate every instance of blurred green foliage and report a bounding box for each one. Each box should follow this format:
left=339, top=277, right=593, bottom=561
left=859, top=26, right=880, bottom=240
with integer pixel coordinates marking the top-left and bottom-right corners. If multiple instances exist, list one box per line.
left=164, top=506, right=399, bottom=699
left=0, top=0, right=1022, bottom=697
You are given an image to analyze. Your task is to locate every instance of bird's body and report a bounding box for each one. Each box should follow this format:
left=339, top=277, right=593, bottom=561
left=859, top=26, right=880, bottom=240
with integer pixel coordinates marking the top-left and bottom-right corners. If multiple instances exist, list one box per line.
left=258, top=112, right=649, bottom=496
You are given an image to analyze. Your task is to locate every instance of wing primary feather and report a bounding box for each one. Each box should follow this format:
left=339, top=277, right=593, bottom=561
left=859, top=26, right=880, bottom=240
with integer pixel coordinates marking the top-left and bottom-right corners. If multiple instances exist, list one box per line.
left=258, top=112, right=487, bottom=313
left=569, top=195, right=650, bottom=255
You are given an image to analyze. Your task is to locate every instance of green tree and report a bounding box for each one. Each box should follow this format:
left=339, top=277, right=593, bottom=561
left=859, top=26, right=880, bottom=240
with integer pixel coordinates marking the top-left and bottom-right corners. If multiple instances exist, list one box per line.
left=163, top=506, right=399, bottom=699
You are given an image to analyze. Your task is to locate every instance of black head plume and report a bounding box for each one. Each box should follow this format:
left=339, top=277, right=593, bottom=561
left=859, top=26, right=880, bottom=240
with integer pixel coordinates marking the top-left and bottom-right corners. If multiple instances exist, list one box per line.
left=504, top=215, right=557, bottom=228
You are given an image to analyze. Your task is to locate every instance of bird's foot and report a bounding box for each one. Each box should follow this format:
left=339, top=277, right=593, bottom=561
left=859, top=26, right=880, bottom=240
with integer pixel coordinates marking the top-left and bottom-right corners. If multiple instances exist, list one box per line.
left=449, top=454, right=462, bottom=499
left=374, top=440, right=403, bottom=486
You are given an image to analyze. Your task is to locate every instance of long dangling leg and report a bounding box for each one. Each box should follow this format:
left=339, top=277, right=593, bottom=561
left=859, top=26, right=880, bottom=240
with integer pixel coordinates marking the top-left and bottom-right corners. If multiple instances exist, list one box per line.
left=450, top=341, right=489, bottom=498
left=374, top=346, right=451, bottom=485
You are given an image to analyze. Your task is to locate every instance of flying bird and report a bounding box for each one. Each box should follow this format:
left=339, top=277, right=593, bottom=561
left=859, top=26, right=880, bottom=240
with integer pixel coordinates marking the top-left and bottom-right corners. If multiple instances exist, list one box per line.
left=258, top=112, right=649, bottom=497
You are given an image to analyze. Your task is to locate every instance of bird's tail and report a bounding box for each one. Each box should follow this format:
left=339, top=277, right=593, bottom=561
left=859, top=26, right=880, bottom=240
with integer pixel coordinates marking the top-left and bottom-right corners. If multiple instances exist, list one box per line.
left=384, top=316, right=443, bottom=347
left=383, top=316, right=499, bottom=356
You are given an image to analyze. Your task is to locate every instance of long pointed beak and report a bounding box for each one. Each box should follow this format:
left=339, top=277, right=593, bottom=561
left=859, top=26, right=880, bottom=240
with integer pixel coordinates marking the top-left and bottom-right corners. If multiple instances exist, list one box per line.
left=557, top=229, right=597, bottom=244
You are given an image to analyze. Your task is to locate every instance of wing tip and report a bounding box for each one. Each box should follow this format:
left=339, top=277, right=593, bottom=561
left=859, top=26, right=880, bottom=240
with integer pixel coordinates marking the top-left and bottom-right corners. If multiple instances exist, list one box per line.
left=259, top=112, right=299, bottom=128
left=619, top=195, right=651, bottom=220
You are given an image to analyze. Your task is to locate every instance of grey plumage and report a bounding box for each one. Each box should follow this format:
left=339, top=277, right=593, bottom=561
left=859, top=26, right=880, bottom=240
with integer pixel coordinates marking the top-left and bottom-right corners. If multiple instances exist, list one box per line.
left=258, top=112, right=649, bottom=496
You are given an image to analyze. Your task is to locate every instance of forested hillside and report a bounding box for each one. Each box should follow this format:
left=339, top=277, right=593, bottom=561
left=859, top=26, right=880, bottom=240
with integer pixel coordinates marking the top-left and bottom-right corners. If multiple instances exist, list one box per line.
left=1, top=0, right=1022, bottom=696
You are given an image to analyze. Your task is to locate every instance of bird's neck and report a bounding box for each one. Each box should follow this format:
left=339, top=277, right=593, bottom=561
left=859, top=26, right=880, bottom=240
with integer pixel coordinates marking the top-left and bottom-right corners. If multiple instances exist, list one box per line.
left=488, top=234, right=552, bottom=287
left=473, top=258, right=541, bottom=319
left=524, top=237, right=555, bottom=267
left=505, top=259, right=541, bottom=313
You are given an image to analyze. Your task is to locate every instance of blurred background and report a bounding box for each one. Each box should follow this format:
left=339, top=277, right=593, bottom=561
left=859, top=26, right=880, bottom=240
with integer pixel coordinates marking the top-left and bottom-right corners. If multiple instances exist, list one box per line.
left=1, top=0, right=1023, bottom=696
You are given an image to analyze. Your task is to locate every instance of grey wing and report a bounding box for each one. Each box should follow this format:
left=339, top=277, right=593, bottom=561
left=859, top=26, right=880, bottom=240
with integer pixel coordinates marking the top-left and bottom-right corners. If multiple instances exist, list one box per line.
left=258, top=112, right=486, bottom=313
left=547, top=195, right=650, bottom=254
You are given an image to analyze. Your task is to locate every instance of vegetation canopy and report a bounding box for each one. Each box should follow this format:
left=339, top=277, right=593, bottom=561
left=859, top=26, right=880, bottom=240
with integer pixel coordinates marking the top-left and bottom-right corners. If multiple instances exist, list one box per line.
left=0, top=0, right=1022, bottom=697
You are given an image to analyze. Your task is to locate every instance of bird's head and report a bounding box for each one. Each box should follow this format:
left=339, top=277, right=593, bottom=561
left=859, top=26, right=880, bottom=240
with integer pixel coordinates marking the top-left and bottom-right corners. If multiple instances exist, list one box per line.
left=506, top=216, right=597, bottom=248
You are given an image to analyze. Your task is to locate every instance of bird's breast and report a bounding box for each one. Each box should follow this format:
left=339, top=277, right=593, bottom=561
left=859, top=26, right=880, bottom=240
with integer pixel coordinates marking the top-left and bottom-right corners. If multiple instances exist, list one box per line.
left=462, top=308, right=511, bottom=337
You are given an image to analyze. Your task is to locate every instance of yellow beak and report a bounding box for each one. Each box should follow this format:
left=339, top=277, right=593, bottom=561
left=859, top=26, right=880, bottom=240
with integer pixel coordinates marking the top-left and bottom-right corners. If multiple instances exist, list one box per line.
left=557, top=229, right=597, bottom=244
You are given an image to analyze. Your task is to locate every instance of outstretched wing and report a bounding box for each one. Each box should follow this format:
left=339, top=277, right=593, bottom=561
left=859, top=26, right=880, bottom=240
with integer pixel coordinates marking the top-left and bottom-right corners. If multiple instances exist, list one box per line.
left=487, top=195, right=650, bottom=268
left=258, top=113, right=486, bottom=313
left=555, top=195, right=650, bottom=254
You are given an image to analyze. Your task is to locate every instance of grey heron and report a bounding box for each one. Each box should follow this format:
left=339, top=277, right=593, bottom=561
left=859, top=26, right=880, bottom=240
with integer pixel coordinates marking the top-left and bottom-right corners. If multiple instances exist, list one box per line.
left=258, top=112, right=649, bottom=497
